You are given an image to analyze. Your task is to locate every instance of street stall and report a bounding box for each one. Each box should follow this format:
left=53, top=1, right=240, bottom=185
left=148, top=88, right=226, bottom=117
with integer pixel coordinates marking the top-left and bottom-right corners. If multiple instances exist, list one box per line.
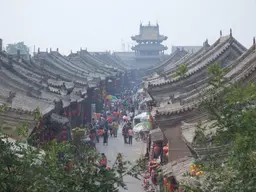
left=133, top=112, right=150, bottom=126
left=133, top=121, right=151, bottom=142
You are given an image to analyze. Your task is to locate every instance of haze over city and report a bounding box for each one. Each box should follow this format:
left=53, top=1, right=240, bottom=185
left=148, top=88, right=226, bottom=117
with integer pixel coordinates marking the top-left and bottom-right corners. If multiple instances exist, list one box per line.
left=1, top=0, right=256, bottom=54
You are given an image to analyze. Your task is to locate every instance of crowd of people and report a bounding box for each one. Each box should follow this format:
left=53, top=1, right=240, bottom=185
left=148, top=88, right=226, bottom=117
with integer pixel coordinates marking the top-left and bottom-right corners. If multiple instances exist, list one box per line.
left=87, top=86, right=141, bottom=170
left=89, top=109, right=136, bottom=147
left=88, top=86, right=140, bottom=149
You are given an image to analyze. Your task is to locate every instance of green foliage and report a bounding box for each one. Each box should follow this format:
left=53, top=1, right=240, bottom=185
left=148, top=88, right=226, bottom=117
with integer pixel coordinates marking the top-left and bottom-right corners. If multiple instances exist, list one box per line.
left=0, top=107, right=145, bottom=192
left=207, top=62, right=228, bottom=88
left=190, top=63, right=256, bottom=191
left=6, top=42, right=30, bottom=55
left=0, top=136, right=145, bottom=192
left=173, top=64, right=188, bottom=78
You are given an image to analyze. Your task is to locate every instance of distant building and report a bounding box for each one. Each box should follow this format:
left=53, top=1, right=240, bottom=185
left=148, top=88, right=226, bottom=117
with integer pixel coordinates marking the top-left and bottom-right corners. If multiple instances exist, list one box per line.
left=112, top=52, right=137, bottom=68
left=131, top=22, right=168, bottom=68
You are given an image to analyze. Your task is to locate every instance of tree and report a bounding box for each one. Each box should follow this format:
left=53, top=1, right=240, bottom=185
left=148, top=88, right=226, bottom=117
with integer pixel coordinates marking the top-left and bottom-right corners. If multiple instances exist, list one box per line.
left=173, top=64, right=188, bottom=78
left=185, top=63, right=256, bottom=191
left=0, top=106, right=145, bottom=192
left=6, top=42, right=30, bottom=55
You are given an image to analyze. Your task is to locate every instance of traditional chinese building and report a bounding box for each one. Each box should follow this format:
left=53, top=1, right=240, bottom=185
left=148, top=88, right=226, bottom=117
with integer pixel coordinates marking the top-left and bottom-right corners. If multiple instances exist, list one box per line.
left=0, top=38, right=129, bottom=145
left=131, top=22, right=168, bottom=68
left=144, top=31, right=256, bottom=190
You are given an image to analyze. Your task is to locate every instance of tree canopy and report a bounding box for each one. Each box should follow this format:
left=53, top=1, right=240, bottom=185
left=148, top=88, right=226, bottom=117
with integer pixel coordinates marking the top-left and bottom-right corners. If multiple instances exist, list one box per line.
left=6, top=42, right=30, bottom=55
left=186, top=63, right=256, bottom=192
left=0, top=106, right=145, bottom=192
left=173, top=64, right=188, bottom=78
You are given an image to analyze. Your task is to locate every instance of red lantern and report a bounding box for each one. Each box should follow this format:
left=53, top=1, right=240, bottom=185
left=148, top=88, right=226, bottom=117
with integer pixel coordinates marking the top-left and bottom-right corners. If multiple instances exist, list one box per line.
left=163, top=146, right=168, bottom=153
left=65, top=161, right=73, bottom=171
left=153, top=146, right=161, bottom=156
left=149, top=161, right=157, bottom=166
left=164, top=178, right=168, bottom=186
left=39, top=121, right=44, bottom=127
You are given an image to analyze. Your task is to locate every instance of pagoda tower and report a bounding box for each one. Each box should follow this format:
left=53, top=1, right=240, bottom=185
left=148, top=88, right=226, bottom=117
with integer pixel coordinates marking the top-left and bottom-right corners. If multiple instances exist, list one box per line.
left=131, top=22, right=168, bottom=67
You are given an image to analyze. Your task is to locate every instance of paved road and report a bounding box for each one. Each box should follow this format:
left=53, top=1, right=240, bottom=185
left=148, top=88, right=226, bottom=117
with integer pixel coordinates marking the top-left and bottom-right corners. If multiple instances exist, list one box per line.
left=97, top=128, right=145, bottom=192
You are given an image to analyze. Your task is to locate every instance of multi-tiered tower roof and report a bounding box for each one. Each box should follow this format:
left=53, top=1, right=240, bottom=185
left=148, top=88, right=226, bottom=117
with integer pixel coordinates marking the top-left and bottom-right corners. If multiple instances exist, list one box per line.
left=131, top=22, right=168, bottom=68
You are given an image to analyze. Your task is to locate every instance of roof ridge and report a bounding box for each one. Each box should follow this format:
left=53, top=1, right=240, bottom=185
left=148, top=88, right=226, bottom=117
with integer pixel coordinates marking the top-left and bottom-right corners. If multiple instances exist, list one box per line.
left=149, top=36, right=235, bottom=87
left=155, top=48, right=256, bottom=116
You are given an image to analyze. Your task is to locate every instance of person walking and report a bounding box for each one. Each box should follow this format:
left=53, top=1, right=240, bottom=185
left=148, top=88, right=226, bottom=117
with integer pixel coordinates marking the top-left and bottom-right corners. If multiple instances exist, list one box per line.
left=122, top=124, right=128, bottom=144
left=108, top=119, right=113, bottom=137
left=128, top=128, right=134, bottom=145
left=113, top=119, right=119, bottom=137
left=95, top=123, right=100, bottom=143
left=103, top=128, right=108, bottom=146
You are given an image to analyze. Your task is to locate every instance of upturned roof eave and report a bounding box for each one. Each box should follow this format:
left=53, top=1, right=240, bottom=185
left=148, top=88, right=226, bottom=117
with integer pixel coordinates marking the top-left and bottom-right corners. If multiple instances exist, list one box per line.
left=148, top=35, right=237, bottom=88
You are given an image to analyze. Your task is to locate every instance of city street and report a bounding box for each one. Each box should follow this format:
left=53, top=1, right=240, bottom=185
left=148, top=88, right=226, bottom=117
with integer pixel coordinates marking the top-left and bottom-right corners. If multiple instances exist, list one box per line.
left=97, top=128, right=145, bottom=192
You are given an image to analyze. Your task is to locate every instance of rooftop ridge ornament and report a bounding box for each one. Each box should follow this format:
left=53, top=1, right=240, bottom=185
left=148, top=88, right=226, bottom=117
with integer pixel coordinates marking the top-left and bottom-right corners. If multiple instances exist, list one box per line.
left=253, top=37, right=256, bottom=49
left=203, top=39, right=209, bottom=47
left=220, top=30, right=222, bottom=37
left=0, top=38, right=2, bottom=52
left=230, top=28, right=232, bottom=37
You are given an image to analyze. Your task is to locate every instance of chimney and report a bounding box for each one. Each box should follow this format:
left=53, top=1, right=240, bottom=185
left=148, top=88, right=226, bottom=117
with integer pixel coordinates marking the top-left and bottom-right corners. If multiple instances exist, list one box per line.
left=17, top=50, right=21, bottom=60
left=220, top=30, right=222, bottom=37
left=56, top=48, right=59, bottom=52
left=46, top=48, right=48, bottom=53
left=230, top=28, right=232, bottom=37
left=50, top=48, right=52, bottom=52
left=0, top=38, right=2, bottom=52
left=38, top=48, right=40, bottom=53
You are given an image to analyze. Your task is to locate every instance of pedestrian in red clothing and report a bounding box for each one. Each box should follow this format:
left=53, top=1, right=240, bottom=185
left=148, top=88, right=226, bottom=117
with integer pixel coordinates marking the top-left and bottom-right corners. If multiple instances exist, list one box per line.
left=100, top=153, right=107, bottom=168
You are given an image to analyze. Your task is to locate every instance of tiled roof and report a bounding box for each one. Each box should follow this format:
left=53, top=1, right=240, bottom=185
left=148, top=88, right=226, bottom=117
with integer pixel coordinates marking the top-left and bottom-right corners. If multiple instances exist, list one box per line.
left=132, top=43, right=167, bottom=51
left=153, top=43, right=256, bottom=117
left=162, top=156, right=193, bottom=178
left=50, top=113, right=69, bottom=124
left=147, top=48, right=188, bottom=74
left=132, top=24, right=167, bottom=41
left=149, top=35, right=246, bottom=87
left=172, top=46, right=202, bottom=53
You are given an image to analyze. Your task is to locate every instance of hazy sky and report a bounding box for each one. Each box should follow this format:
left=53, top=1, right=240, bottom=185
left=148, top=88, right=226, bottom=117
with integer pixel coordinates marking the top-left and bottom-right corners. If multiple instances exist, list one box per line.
left=1, top=0, right=256, bottom=54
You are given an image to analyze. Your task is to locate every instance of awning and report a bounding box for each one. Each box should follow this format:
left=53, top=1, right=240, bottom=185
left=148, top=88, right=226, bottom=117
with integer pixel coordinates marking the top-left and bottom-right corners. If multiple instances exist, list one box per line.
left=150, top=128, right=164, bottom=142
